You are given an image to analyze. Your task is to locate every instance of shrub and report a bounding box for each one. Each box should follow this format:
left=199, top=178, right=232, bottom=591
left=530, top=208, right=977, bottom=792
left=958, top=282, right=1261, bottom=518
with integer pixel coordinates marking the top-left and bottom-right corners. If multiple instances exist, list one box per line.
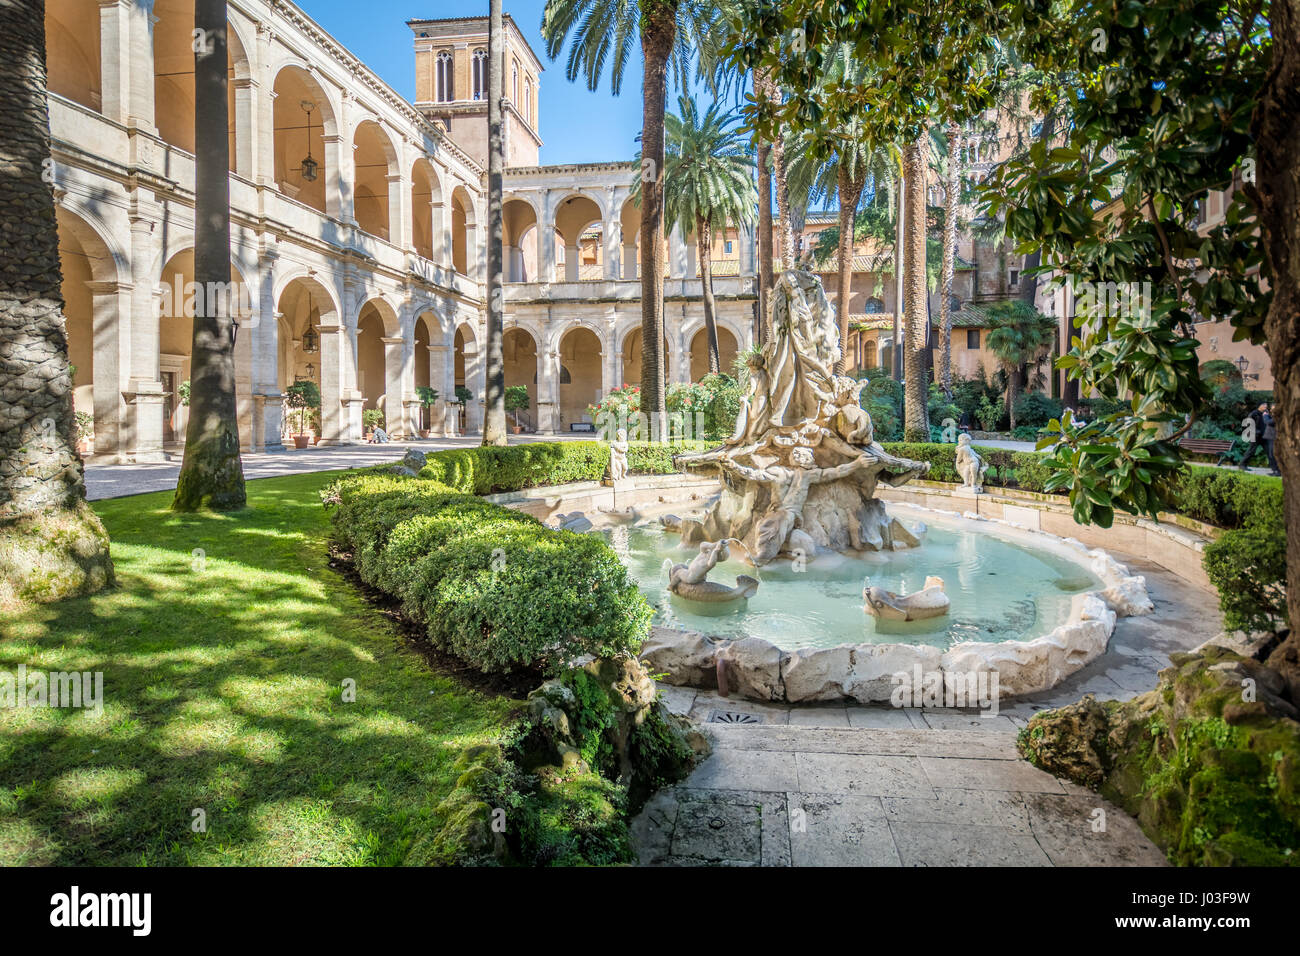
left=975, top=394, right=1006, bottom=431
left=363, top=408, right=385, bottom=431
left=1014, top=391, right=1064, bottom=428
left=1204, top=524, right=1288, bottom=634
left=328, top=473, right=651, bottom=675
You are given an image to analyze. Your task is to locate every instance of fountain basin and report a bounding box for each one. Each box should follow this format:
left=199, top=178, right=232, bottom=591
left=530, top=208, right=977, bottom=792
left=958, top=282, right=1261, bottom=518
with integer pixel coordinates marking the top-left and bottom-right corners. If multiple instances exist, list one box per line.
left=609, top=503, right=1153, bottom=701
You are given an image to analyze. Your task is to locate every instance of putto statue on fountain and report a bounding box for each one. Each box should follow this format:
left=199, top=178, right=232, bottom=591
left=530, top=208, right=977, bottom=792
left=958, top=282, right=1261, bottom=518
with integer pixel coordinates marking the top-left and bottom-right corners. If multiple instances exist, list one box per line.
left=676, top=269, right=930, bottom=565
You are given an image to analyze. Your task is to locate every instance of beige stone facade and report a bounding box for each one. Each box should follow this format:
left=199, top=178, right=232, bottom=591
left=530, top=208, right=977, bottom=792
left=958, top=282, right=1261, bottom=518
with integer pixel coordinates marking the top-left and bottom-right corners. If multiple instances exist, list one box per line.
left=45, top=2, right=756, bottom=459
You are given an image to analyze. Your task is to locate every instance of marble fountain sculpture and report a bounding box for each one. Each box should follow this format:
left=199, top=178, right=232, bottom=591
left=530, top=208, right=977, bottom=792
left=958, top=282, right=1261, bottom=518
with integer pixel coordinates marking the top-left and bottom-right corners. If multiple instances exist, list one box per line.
left=622, top=268, right=1155, bottom=704
left=675, top=269, right=932, bottom=564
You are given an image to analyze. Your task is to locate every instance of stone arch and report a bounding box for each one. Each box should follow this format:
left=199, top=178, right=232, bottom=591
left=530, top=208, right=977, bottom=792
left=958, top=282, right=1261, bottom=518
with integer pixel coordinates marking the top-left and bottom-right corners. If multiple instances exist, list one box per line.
left=275, top=273, right=342, bottom=442
left=557, top=324, right=604, bottom=430
left=503, top=196, right=539, bottom=282
left=450, top=184, right=477, bottom=276
left=553, top=192, right=605, bottom=281
left=272, top=64, right=340, bottom=216
left=688, top=324, right=741, bottom=381
left=152, top=0, right=243, bottom=169
left=504, top=326, right=539, bottom=431
left=453, top=318, right=482, bottom=433
left=411, top=157, right=444, bottom=261
left=352, top=118, right=398, bottom=241
left=45, top=0, right=101, bottom=113
left=354, top=296, right=404, bottom=436
left=619, top=325, right=672, bottom=389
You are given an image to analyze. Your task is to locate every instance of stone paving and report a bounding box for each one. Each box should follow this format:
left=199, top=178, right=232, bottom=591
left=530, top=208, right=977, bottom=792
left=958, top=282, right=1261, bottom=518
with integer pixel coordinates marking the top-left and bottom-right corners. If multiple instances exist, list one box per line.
left=632, top=554, right=1220, bottom=867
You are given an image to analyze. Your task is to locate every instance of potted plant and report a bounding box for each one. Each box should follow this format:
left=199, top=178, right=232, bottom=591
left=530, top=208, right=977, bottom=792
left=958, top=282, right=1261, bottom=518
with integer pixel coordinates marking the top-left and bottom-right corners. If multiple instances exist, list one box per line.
left=505, top=385, right=530, bottom=434
left=283, top=379, right=321, bottom=449
left=362, top=408, right=385, bottom=440
left=454, top=385, right=472, bottom=432
left=75, top=411, right=94, bottom=456
left=415, top=386, right=439, bottom=438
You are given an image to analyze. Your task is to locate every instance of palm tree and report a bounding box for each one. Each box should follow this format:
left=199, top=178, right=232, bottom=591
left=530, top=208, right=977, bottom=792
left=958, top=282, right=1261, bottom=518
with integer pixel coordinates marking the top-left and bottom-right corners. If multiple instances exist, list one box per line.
left=984, top=300, right=1056, bottom=431
left=938, top=121, right=963, bottom=397
left=0, top=0, right=113, bottom=606
left=542, top=0, right=723, bottom=439
left=785, top=47, right=893, bottom=372
left=173, top=0, right=245, bottom=510
left=659, top=95, right=756, bottom=373
left=481, top=0, right=507, bottom=446
left=902, top=135, right=931, bottom=441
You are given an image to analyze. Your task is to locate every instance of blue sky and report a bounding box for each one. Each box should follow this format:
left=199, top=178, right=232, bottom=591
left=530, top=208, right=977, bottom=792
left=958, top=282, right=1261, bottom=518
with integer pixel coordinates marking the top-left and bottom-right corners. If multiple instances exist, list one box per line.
left=300, top=0, right=665, bottom=165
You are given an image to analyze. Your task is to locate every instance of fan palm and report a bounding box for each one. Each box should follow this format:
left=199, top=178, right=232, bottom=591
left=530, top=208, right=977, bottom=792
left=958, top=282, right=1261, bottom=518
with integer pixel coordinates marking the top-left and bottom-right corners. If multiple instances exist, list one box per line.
left=541, top=0, right=727, bottom=438
left=658, top=95, right=756, bottom=373
left=984, top=300, right=1057, bottom=430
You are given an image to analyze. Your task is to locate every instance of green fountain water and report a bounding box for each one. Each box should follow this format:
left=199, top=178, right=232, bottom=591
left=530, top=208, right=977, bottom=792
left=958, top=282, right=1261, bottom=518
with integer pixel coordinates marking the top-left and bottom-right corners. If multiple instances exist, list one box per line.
left=604, top=513, right=1101, bottom=651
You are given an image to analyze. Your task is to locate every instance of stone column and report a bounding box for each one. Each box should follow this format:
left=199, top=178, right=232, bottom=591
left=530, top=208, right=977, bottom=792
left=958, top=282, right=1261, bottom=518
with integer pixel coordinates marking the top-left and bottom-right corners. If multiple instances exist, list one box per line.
left=539, top=190, right=557, bottom=281
left=668, top=225, right=688, bottom=279
left=315, top=322, right=345, bottom=444
left=324, top=133, right=347, bottom=221
left=603, top=217, right=621, bottom=280
left=537, top=345, right=561, bottom=434
left=125, top=0, right=156, bottom=132
left=380, top=335, right=406, bottom=437
left=86, top=280, right=129, bottom=458
left=98, top=0, right=130, bottom=123
left=564, top=243, right=579, bottom=281
left=430, top=197, right=448, bottom=266
left=428, top=342, right=454, bottom=436
left=251, top=392, right=284, bottom=452
left=232, top=77, right=258, bottom=180
left=387, top=171, right=406, bottom=248
left=622, top=240, right=638, bottom=281
left=121, top=212, right=165, bottom=461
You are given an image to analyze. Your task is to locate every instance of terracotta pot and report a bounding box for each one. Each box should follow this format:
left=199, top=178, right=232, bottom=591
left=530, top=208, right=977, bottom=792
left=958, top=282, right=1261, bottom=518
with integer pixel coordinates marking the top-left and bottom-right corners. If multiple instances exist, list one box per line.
left=293, top=435, right=310, bottom=449
left=511, top=425, right=523, bottom=434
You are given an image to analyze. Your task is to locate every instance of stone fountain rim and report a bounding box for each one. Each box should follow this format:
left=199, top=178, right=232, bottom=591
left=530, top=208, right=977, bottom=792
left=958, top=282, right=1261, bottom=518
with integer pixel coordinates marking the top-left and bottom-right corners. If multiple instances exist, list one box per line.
left=632, top=501, right=1155, bottom=703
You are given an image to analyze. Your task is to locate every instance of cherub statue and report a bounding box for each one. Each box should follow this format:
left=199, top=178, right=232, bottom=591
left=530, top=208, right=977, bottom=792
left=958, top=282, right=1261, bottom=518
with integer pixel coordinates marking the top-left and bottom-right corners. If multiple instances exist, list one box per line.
left=955, top=433, right=988, bottom=492
left=609, top=427, right=629, bottom=481
left=831, top=376, right=874, bottom=445
left=666, top=539, right=731, bottom=590
left=717, top=446, right=878, bottom=564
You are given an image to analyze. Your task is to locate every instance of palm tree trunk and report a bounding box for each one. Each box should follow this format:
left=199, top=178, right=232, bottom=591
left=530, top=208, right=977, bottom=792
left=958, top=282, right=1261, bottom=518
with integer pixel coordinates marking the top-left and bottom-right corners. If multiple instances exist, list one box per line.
left=639, top=9, right=676, bottom=441
left=0, top=0, right=113, bottom=606
left=773, top=131, right=794, bottom=266
left=940, top=122, right=961, bottom=397
left=173, top=0, right=245, bottom=510
left=481, top=0, right=507, bottom=446
left=755, top=139, right=771, bottom=343
left=835, top=165, right=865, bottom=373
left=902, top=137, right=930, bottom=441
left=696, top=217, right=720, bottom=374
left=892, top=169, right=904, bottom=381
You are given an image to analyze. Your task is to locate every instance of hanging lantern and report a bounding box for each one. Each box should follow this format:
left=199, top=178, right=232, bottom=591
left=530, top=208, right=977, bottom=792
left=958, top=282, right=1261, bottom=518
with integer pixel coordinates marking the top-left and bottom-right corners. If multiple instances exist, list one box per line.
left=302, top=325, right=319, bottom=354
left=299, top=101, right=319, bottom=182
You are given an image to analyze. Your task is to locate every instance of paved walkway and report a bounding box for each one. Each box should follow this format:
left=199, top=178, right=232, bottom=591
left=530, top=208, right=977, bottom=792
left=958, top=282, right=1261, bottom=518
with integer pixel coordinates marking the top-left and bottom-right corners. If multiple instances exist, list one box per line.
left=82, top=434, right=583, bottom=501
left=632, top=553, right=1217, bottom=866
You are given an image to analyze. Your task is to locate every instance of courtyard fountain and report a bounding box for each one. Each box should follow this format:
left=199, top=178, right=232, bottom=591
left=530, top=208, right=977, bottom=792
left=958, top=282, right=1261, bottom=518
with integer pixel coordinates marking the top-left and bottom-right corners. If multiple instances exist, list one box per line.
left=586, top=269, right=1154, bottom=702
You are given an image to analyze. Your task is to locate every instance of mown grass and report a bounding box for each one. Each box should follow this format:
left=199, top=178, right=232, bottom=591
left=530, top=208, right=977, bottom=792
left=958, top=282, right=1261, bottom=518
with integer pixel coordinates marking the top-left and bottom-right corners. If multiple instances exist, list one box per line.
left=0, top=471, right=518, bottom=865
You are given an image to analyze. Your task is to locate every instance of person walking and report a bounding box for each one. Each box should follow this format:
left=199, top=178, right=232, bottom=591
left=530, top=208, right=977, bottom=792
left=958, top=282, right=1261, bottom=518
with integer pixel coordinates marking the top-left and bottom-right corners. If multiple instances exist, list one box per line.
left=1263, top=404, right=1280, bottom=476
left=1246, top=402, right=1268, bottom=470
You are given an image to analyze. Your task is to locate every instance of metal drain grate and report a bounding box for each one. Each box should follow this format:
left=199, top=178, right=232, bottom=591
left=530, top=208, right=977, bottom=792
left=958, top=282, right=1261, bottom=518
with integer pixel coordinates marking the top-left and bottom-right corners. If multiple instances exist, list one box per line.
left=706, top=709, right=763, bottom=725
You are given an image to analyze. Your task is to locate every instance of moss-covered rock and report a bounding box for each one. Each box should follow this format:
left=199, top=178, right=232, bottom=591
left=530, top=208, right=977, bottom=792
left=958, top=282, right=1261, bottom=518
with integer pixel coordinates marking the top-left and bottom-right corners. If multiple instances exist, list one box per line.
left=1018, top=646, right=1300, bottom=866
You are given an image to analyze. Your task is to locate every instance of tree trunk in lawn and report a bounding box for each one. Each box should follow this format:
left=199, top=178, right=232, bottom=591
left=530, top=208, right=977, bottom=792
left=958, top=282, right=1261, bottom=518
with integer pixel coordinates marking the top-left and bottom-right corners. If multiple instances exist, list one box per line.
left=1257, top=0, right=1300, bottom=697
left=481, top=0, right=507, bottom=446
left=940, top=121, right=961, bottom=396
left=835, top=164, right=865, bottom=373
left=172, top=0, right=245, bottom=511
left=0, top=0, right=113, bottom=607
left=696, top=216, right=720, bottom=374
left=902, top=137, right=930, bottom=441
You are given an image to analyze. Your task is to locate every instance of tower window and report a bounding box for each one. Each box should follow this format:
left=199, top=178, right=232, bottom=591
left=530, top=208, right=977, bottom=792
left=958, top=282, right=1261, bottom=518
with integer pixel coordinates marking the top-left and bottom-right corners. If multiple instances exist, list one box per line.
left=472, top=50, right=487, bottom=101
left=436, top=51, right=454, bottom=103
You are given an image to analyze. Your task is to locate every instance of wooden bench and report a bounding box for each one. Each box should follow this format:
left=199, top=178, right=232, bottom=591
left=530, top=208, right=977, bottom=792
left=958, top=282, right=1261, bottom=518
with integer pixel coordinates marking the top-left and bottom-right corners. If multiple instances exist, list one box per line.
left=1177, top=436, right=1248, bottom=466
left=569, top=422, right=596, bottom=433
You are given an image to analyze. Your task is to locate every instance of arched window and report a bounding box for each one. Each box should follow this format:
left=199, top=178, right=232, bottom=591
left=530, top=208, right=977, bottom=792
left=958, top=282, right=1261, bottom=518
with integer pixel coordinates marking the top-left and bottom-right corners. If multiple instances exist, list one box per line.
left=472, top=49, right=487, bottom=100
left=524, top=81, right=532, bottom=124
left=436, top=51, right=454, bottom=103
left=863, top=297, right=885, bottom=314
left=512, top=66, right=518, bottom=105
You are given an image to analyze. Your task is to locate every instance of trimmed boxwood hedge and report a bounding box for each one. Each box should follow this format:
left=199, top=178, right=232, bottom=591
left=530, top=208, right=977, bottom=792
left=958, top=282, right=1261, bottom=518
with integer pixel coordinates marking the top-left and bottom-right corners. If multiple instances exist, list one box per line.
left=416, top=440, right=709, bottom=495
left=328, top=473, right=652, bottom=675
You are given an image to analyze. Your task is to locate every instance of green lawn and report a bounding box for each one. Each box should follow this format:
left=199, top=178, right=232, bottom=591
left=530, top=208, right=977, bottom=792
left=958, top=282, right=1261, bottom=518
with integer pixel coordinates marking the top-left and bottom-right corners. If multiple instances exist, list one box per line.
left=0, top=472, right=518, bottom=865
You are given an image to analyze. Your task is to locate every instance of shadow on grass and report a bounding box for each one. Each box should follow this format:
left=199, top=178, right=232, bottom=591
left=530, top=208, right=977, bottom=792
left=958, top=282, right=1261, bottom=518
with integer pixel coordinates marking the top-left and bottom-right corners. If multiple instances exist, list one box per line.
left=0, top=472, right=518, bottom=866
